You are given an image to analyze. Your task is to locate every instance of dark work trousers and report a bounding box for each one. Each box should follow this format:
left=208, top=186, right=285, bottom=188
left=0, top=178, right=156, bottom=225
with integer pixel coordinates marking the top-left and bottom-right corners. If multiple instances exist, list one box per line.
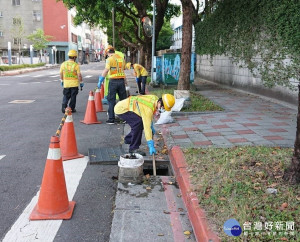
left=117, top=111, right=143, bottom=151
left=107, top=79, right=127, bottom=121
left=62, top=87, right=79, bottom=111
left=137, top=76, right=147, bottom=94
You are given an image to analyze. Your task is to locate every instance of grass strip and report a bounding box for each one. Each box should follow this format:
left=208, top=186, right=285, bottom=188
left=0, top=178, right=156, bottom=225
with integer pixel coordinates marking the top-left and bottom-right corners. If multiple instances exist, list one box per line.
left=149, top=86, right=223, bottom=112
left=183, top=146, right=299, bottom=241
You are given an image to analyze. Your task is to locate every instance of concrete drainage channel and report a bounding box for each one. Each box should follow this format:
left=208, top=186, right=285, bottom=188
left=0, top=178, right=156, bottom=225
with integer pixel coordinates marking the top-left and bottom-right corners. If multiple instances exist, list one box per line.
left=88, top=146, right=196, bottom=241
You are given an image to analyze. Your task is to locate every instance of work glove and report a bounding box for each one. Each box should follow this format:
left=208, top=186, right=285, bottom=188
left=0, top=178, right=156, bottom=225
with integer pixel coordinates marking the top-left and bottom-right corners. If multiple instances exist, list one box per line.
left=80, top=83, right=84, bottom=88
left=98, top=76, right=105, bottom=88
left=136, top=77, right=140, bottom=83
left=61, top=82, right=64, bottom=87
left=151, top=122, right=156, bottom=135
left=147, top=140, right=157, bottom=155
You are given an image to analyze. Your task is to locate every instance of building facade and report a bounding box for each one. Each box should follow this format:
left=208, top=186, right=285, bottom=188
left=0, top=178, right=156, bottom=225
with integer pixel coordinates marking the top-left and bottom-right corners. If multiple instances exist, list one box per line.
left=0, top=0, right=107, bottom=65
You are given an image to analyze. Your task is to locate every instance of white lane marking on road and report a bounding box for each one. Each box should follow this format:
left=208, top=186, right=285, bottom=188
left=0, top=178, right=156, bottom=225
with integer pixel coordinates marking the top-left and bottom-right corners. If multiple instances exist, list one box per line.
left=85, top=75, right=92, bottom=78
left=31, top=82, right=41, bottom=84
left=45, top=80, right=52, bottom=82
left=50, top=75, right=60, bottom=78
left=0, top=84, right=10, bottom=86
left=0, top=155, right=6, bottom=160
left=18, top=83, right=28, bottom=85
left=9, top=100, right=35, bottom=104
left=3, top=156, right=89, bottom=242
left=33, top=75, right=43, bottom=77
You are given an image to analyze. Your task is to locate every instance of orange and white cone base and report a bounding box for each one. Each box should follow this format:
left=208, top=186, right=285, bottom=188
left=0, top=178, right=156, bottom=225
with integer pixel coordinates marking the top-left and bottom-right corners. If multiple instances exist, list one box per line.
left=60, top=111, right=84, bottom=161
left=80, top=91, right=102, bottom=124
left=30, top=136, right=75, bottom=220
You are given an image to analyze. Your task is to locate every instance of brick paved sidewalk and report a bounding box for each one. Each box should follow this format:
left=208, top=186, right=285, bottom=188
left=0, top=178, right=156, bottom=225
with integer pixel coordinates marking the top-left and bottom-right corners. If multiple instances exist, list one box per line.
left=161, top=81, right=297, bottom=149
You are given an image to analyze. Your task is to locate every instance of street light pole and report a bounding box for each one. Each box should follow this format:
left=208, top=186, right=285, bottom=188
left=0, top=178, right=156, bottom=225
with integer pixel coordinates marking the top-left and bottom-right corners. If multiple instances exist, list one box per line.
left=112, top=8, right=115, bottom=48
left=151, top=0, right=156, bottom=84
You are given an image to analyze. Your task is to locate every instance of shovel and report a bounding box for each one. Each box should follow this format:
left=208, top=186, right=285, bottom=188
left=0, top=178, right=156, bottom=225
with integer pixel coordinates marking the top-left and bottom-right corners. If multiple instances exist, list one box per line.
left=152, top=154, right=157, bottom=176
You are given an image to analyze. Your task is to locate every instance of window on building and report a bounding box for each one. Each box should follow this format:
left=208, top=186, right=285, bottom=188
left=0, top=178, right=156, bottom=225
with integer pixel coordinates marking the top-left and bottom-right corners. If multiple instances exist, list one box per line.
left=12, top=0, right=20, bottom=6
left=0, top=31, right=3, bottom=37
left=33, top=11, right=41, bottom=21
left=13, top=18, right=22, bottom=25
left=71, top=33, right=78, bottom=43
left=13, top=38, right=21, bottom=45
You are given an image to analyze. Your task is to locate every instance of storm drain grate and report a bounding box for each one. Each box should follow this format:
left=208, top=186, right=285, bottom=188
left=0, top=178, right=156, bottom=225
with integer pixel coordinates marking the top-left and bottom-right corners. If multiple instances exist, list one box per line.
left=88, top=146, right=125, bottom=165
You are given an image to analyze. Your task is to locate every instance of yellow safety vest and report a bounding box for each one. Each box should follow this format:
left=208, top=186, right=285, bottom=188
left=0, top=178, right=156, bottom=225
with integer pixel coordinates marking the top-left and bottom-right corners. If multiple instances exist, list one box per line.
left=108, top=54, right=125, bottom=79
left=128, top=95, right=158, bottom=114
left=62, top=61, right=79, bottom=88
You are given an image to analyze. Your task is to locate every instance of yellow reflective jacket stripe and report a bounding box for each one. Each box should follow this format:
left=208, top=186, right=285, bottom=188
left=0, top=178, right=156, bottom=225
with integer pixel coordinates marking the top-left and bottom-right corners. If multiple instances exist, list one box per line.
left=110, top=54, right=125, bottom=79
left=128, top=95, right=158, bottom=113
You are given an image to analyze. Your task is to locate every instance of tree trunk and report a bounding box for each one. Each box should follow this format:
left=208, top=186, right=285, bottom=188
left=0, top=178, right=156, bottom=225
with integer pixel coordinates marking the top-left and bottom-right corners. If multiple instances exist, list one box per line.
left=283, top=85, right=300, bottom=184
left=178, top=0, right=194, bottom=90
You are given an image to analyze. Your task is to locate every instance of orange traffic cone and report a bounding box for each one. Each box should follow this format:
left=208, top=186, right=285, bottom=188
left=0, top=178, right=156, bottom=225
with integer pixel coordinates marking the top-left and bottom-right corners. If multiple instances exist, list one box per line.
left=100, top=84, right=104, bottom=99
left=30, top=136, right=75, bottom=220
left=60, top=108, right=84, bottom=161
left=80, top=91, right=102, bottom=124
left=95, top=88, right=106, bottom=112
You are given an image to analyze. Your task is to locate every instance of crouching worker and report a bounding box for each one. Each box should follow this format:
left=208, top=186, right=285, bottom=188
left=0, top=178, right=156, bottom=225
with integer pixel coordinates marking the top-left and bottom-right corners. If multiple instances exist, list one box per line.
left=114, top=94, right=175, bottom=156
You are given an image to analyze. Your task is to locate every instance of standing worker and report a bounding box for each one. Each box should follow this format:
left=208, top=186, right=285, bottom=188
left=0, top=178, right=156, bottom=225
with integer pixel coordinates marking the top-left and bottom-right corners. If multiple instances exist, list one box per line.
left=114, top=94, right=175, bottom=155
left=98, top=46, right=127, bottom=124
left=126, top=62, right=148, bottom=95
left=60, top=49, right=84, bottom=113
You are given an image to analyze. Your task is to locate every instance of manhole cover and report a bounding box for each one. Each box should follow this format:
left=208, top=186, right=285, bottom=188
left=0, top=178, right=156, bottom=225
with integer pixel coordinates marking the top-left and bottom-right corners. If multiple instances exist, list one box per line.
left=88, top=146, right=125, bottom=165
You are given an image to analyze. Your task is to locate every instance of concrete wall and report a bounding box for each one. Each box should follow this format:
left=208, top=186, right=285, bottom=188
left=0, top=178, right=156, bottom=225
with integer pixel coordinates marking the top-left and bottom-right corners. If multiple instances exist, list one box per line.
left=196, top=54, right=298, bottom=105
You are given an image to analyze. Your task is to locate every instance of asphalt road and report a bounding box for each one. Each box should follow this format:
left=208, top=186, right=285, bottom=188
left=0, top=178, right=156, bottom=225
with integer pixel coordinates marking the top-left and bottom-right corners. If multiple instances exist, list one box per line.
left=0, top=62, right=123, bottom=241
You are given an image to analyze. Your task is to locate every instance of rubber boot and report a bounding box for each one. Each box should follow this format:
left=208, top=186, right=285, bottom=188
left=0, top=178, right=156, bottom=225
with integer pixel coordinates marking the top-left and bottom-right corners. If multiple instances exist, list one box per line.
left=62, top=104, right=67, bottom=114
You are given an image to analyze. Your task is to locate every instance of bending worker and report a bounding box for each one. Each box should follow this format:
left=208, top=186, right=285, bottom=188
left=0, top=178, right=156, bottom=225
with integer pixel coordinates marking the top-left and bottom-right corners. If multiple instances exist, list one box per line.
left=60, top=49, right=84, bottom=113
left=114, top=94, right=175, bottom=156
left=98, top=46, right=127, bottom=124
left=126, top=62, right=148, bottom=95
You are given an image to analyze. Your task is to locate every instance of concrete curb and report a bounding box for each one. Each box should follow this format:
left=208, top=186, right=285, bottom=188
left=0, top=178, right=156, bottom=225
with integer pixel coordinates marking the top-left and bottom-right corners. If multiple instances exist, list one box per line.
left=161, top=125, right=220, bottom=242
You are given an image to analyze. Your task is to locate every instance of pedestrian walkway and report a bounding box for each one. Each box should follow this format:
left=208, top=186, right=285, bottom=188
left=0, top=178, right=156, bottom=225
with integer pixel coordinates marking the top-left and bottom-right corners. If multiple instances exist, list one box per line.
left=117, top=76, right=297, bottom=242
left=161, top=80, right=296, bottom=150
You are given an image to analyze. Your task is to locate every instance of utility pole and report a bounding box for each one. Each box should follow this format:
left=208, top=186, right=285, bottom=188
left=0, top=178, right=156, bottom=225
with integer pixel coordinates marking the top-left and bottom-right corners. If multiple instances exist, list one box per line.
left=112, top=8, right=115, bottom=48
left=151, top=0, right=156, bottom=84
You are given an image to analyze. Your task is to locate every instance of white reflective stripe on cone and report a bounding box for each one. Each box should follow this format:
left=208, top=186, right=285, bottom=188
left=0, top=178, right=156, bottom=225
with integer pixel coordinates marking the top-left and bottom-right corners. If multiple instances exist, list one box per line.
left=47, top=148, right=61, bottom=160
left=95, top=89, right=100, bottom=93
left=65, top=115, right=73, bottom=123
left=88, top=95, right=94, bottom=101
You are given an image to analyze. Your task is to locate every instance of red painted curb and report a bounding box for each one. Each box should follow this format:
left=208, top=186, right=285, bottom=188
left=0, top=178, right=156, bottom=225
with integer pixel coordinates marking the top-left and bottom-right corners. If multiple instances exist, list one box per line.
left=161, top=126, right=220, bottom=242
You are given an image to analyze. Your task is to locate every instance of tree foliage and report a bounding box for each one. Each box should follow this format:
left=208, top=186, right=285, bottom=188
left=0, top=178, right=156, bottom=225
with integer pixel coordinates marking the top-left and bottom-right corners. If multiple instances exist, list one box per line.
left=156, top=20, right=173, bottom=51
left=27, top=29, right=53, bottom=51
left=60, top=0, right=180, bottom=69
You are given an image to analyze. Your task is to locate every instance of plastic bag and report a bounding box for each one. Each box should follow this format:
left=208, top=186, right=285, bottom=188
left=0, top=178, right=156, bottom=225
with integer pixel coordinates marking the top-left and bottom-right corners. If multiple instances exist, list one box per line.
left=171, top=98, right=185, bottom=112
left=155, top=111, right=174, bottom=125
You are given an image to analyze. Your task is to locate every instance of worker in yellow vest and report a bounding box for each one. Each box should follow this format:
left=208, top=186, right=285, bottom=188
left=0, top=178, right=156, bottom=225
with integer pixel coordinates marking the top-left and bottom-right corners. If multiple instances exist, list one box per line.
left=60, top=49, right=83, bottom=113
left=98, top=46, right=127, bottom=124
left=101, top=46, right=125, bottom=104
left=126, top=62, right=148, bottom=95
left=114, top=94, right=175, bottom=156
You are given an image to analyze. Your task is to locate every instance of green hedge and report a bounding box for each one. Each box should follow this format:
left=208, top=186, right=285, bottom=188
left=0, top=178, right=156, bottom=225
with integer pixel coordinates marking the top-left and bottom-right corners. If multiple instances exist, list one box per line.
left=0, top=63, right=46, bottom=71
left=195, top=0, right=300, bottom=90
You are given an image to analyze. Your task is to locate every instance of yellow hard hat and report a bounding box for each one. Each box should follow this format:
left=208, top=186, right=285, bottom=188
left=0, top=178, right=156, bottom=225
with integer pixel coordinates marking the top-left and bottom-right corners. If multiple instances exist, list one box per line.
left=105, top=45, right=115, bottom=55
left=162, top=94, right=175, bottom=111
left=68, top=49, right=77, bottom=57
left=126, top=62, right=131, bottom=70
